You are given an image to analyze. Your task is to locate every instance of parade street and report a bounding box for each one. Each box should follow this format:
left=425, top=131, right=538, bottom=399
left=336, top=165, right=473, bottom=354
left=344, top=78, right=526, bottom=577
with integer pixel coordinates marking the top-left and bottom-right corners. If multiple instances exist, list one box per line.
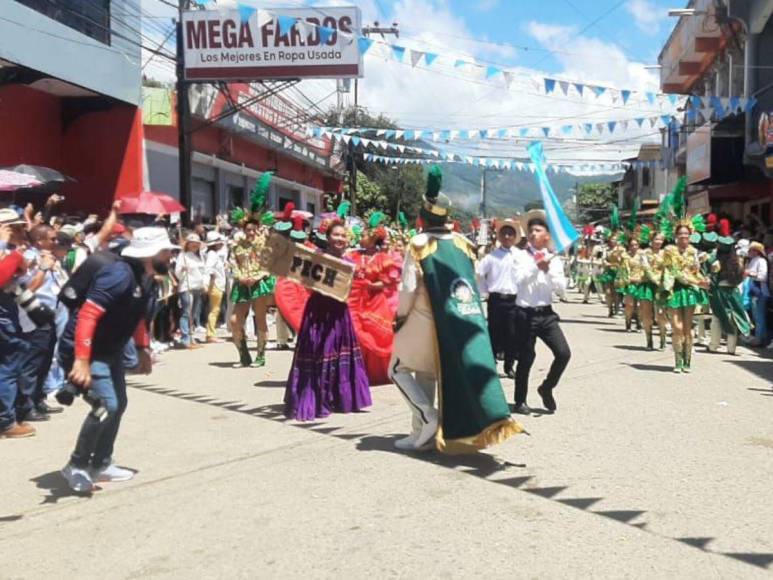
left=2, top=297, right=772, bottom=578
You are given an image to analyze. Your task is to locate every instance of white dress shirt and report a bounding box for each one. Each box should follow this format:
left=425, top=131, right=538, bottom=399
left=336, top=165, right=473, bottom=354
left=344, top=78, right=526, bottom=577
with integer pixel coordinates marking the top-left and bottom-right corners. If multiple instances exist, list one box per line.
left=513, top=245, right=567, bottom=307
left=747, top=255, right=768, bottom=283
left=477, top=246, right=522, bottom=296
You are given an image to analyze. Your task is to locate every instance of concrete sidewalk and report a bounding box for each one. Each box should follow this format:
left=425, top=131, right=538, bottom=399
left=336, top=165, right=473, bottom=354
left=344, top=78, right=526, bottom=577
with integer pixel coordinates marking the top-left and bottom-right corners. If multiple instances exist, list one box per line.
left=2, top=296, right=773, bottom=578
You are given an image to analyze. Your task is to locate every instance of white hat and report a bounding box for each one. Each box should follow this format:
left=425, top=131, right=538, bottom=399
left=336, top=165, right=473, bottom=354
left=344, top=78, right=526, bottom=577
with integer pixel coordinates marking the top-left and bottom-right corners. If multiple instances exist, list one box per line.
left=736, top=238, right=750, bottom=257
left=122, top=227, right=179, bottom=258
left=185, top=233, right=202, bottom=244
left=0, top=208, right=25, bottom=226
left=205, top=231, right=225, bottom=245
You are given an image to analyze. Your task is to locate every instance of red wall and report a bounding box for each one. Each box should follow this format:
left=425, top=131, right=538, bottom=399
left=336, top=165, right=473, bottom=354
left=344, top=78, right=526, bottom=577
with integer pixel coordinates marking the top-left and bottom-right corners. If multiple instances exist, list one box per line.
left=145, top=123, right=340, bottom=192
left=0, top=85, right=143, bottom=212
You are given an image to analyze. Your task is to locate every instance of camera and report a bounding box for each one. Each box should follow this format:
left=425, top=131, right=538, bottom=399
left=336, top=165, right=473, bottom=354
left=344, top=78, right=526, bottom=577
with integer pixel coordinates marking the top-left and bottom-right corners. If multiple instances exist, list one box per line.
left=13, top=284, right=55, bottom=327
left=55, top=383, right=108, bottom=420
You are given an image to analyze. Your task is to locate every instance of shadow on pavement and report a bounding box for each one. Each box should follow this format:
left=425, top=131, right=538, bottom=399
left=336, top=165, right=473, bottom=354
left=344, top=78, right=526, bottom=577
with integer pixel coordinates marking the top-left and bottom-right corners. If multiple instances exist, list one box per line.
left=724, top=360, right=773, bottom=386
left=127, top=382, right=773, bottom=571
left=30, top=471, right=94, bottom=504
left=560, top=318, right=616, bottom=326
left=254, top=380, right=286, bottom=389
left=614, top=345, right=653, bottom=352
left=626, top=363, right=674, bottom=373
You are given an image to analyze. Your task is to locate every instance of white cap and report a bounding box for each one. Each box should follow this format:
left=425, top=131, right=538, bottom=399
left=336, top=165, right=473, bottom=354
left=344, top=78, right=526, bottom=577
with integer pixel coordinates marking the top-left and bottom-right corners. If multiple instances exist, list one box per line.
left=122, top=227, right=179, bottom=258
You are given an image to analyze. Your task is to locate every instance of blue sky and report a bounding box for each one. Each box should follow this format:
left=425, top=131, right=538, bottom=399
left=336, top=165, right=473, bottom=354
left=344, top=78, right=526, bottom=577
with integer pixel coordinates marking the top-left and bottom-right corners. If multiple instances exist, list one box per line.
left=141, top=0, right=685, bottom=166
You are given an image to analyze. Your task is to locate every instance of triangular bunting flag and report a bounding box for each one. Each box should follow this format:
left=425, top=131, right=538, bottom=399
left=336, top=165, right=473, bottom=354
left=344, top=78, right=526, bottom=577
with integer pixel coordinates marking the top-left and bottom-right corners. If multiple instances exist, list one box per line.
left=668, top=94, right=679, bottom=106
left=542, top=127, right=550, bottom=137
left=558, top=80, right=570, bottom=95
left=635, top=118, right=644, bottom=128
left=238, top=4, right=256, bottom=21
left=544, top=78, right=556, bottom=93
left=503, top=71, right=515, bottom=88
left=351, top=136, right=360, bottom=146
left=646, top=92, right=655, bottom=105
left=596, top=122, right=605, bottom=134
left=519, top=128, right=529, bottom=137
left=660, top=115, right=672, bottom=127
left=621, top=90, right=631, bottom=104
left=394, top=130, right=404, bottom=139
left=454, top=59, right=466, bottom=68
left=391, top=45, right=406, bottom=62
left=357, top=37, right=374, bottom=55
left=574, top=83, right=584, bottom=96
left=583, top=123, right=593, bottom=134
left=424, top=52, right=438, bottom=66
left=318, top=26, right=335, bottom=45
left=486, top=66, right=501, bottom=79
left=410, top=50, right=424, bottom=67
left=607, top=121, right=617, bottom=133
left=592, top=86, right=606, bottom=98
left=277, top=14, right=297, bottom=36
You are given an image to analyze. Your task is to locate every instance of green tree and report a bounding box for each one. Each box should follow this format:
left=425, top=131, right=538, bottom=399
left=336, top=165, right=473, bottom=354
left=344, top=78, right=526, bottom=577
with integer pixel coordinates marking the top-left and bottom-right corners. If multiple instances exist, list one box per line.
left=576, top=183, right=617, bottom=223
left=324, top=106, right=428, bottom=224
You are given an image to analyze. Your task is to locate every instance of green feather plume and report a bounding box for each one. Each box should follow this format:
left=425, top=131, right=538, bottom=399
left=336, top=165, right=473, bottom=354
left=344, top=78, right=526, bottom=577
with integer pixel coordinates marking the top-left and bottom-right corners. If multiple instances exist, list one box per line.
left=398, top=211, right=408, bottom=229
left=692, top=214, right=706, bottom=233
left=639, top=225, right=652, bottom=245
left=671, top=176, right=687, bottom=220
left=626, top=200, right=639, bottom=232
left=230, top=207, right=246, bottom=225
left=261, top=212, right=275, bottom=227
left=336, top=201, right=351, bottom=219
left=250, top=172, right=273, bottom=214
left=368, top=211, right=386, bottom=229
left=425, top=165, right=442, bottom=202
left=610, top=204, right=620, bottom=231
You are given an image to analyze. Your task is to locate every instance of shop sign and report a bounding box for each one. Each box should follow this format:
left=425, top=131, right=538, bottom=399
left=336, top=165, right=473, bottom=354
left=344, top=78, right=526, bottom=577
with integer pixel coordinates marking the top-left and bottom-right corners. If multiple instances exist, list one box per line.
left=687, top=190, right=710, bottom=215
left=183, top=7, right=363, bottom=81
left=687, top=124, right=711, bottom=184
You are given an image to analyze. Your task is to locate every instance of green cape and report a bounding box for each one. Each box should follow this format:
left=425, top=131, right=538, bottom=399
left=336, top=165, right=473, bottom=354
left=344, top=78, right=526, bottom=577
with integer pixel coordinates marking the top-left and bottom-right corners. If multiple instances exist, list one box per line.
left=413, top=233, right=523, bottom=453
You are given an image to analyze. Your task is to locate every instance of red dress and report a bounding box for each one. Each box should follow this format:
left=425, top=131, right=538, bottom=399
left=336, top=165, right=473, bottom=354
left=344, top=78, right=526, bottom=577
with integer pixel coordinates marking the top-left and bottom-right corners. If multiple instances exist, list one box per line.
left=275, top=249, right=400, bottom=386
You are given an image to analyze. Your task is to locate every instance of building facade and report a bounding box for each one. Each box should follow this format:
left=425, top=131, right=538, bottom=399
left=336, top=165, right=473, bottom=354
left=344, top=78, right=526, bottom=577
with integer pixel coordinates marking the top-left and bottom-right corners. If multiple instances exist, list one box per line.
left=0, top=0, right=144, bottom=210
left=659, top=0, right=773, bottom=225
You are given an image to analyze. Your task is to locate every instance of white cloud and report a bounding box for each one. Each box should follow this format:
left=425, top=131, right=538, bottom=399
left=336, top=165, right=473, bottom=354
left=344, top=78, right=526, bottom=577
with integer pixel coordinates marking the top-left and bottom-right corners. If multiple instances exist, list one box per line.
left=625, top=0, right=664, bottom=34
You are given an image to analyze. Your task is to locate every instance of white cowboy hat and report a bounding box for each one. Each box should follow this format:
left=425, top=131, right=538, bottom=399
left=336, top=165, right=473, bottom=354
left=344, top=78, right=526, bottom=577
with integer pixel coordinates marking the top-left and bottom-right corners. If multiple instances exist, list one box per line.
left=205, top=231, right=225, bottom=245
left=0, top=208, right=25, bottom=226
left=122, top=227, right=179, bottom=258
left=494, top=217, right=523, bottom=243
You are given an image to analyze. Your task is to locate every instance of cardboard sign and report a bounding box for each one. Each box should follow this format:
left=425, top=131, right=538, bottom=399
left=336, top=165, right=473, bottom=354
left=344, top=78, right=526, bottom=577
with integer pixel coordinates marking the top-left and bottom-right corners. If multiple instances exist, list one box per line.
left=260, top=233, right=354, bottom=302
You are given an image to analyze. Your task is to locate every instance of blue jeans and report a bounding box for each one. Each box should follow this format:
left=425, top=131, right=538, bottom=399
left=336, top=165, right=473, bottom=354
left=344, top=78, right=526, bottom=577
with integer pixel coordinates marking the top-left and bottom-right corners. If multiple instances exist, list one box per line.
left=16, top=324, right=56, bottom=418
left=752, top=295, right=769, bottom=343
left=69, top=357, right=127, bottom=469
left=0, top=296, right=26, bottom=430
left=123, top=338, right=138, bottom=369
left=179, top=289, right=203, bottom=345
left=44, top=303, right=69, bottom=395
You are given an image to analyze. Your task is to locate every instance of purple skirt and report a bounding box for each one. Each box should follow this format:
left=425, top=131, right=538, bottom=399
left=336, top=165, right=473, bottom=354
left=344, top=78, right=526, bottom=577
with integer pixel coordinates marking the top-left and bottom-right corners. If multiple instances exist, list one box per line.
left=284, top=293, right=372, bottom=421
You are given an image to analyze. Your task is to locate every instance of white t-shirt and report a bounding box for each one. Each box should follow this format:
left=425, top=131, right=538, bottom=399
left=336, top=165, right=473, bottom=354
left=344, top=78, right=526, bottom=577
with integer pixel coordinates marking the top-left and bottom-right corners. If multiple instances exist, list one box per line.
left=175, top=251, right=207, bottom=292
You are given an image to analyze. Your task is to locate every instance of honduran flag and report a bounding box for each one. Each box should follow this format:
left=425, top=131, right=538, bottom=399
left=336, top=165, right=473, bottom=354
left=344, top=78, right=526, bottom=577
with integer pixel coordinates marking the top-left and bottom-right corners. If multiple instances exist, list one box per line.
left=527, top=141, right=580, bottom=253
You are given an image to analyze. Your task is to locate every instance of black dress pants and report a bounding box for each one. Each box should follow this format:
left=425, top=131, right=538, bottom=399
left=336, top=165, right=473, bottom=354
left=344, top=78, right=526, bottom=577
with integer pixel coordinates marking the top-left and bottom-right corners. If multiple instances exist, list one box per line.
left=514, top=306, right=571, bottom=405
left=488, top=293, right=518, bottom=371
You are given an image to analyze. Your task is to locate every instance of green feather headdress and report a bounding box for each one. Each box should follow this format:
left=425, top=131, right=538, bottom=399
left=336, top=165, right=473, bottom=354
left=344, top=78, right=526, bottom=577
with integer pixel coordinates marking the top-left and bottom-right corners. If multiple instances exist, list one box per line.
left=368, top=211, right=386, bottom=229
left=425, top=165, right=442, bottom=202
left=610, top=204, right=620, bottom=231
left=336, top=200, right=351, bottom=220
left=230, top=207, right=246, bottom=225
left=626, top=200, right=639, bottom=232
left=398, top=211, right=408, bottom=230
left=250, top=172, right=273, bottom=214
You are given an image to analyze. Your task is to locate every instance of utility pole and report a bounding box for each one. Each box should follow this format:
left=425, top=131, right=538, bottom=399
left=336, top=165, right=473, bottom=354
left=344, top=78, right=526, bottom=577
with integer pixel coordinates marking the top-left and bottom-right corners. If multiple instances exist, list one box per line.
left=479, top=167, right=487, bottom=218
left=350, top=22, right=399, bottom=215
left=176, top=0, right=192, bottom=225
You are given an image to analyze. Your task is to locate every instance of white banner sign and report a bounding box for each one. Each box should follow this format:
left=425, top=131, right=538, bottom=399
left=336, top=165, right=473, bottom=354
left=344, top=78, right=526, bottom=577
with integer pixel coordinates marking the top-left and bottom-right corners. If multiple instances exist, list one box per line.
left=183, top=7, right=363, bottom=81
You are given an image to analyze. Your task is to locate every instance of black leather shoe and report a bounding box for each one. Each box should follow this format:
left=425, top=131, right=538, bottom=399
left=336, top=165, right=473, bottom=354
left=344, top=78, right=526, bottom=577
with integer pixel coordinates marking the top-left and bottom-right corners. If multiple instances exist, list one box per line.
left=36, top=401, right=63, bottom=415
left=537, top=386, right=557, bottom=412
left=21, top=408, right=50, bottom=422
left=512, top=403, right=533, bottom=415
left=503, top=366, right=515, bottom=379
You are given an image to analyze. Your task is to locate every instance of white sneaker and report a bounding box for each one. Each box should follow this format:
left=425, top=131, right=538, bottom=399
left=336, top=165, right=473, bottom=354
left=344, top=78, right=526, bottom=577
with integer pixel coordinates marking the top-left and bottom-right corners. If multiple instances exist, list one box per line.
left=394, top=433, right=419, bottom=450
left=195, top=326, right=206, bottom=334
left=61, top=463, right=94, bottom=493
left=91, top=463, right=135, bottom=483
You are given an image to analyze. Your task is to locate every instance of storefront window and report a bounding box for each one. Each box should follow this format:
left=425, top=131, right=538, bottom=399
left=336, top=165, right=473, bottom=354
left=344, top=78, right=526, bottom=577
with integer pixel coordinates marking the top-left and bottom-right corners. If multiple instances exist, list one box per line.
left=15, top=0, right=111, bottom=44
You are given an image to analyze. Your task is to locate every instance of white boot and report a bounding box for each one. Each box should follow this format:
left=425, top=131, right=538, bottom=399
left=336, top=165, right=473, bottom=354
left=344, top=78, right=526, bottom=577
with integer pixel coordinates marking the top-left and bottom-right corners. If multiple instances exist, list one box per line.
left=390, top=366, right=438, bottom=451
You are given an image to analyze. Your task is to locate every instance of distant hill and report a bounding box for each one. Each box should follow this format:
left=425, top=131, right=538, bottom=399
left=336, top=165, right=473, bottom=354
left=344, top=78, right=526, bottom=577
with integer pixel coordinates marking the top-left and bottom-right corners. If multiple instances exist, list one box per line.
left=439, top=162, right=621, bottom=215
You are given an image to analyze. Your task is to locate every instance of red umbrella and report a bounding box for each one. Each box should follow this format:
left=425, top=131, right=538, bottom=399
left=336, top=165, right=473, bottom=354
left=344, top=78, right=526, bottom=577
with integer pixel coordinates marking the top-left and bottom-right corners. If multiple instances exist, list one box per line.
left=118, top=191, right=186, bottom=215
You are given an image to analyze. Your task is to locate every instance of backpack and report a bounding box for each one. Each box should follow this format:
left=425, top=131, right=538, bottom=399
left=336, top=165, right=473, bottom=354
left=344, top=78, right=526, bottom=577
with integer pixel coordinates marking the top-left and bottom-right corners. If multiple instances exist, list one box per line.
left=58, top=250, right=120, bottom=311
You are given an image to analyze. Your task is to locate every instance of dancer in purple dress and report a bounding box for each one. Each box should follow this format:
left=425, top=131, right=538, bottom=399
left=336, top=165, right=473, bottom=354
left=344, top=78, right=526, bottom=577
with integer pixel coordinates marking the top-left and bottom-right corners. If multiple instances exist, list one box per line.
left=284, top=221, right=372, bottom=421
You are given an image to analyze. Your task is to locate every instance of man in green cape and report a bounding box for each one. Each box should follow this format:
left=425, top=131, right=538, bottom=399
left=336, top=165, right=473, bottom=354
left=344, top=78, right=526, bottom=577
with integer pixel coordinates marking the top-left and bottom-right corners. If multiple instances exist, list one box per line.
left=389, top=166, right=524, bottom=453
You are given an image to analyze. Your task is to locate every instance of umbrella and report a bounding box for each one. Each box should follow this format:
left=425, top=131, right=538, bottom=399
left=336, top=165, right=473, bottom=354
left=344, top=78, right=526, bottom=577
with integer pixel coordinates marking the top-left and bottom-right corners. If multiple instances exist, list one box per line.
left=118, top=191, right=186, bottom=215
left=0, top=170, right=42, bottom=192
left=1, top=164, right=73, bottom=193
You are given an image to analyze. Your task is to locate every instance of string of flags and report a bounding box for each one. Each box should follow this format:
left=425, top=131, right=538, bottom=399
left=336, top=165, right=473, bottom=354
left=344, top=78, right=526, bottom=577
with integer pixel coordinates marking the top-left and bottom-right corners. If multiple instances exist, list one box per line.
left=362, top=152, right=654, bottom=176
left=224, top=4, right=686, bottom=106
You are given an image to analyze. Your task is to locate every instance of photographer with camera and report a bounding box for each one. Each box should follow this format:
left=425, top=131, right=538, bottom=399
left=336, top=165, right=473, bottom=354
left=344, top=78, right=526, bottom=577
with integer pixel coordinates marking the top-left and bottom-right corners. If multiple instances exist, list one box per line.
left=0, top=209, right=36, bottom=439
left=58, top=227, right=177, bottom=493
left=16, top=224, right=62, bottom=422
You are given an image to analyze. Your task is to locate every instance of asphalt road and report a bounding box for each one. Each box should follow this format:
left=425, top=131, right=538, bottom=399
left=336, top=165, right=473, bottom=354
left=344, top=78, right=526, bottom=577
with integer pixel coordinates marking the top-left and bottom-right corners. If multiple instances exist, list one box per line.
left=2, top=295, right=773, bottom=578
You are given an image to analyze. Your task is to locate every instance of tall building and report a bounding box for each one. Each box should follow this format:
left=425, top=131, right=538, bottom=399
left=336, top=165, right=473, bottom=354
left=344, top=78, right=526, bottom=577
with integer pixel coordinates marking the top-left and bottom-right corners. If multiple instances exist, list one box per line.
left=0, top=0, right=144, bottom=210
left=659, top=0, right=773, bottom=224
